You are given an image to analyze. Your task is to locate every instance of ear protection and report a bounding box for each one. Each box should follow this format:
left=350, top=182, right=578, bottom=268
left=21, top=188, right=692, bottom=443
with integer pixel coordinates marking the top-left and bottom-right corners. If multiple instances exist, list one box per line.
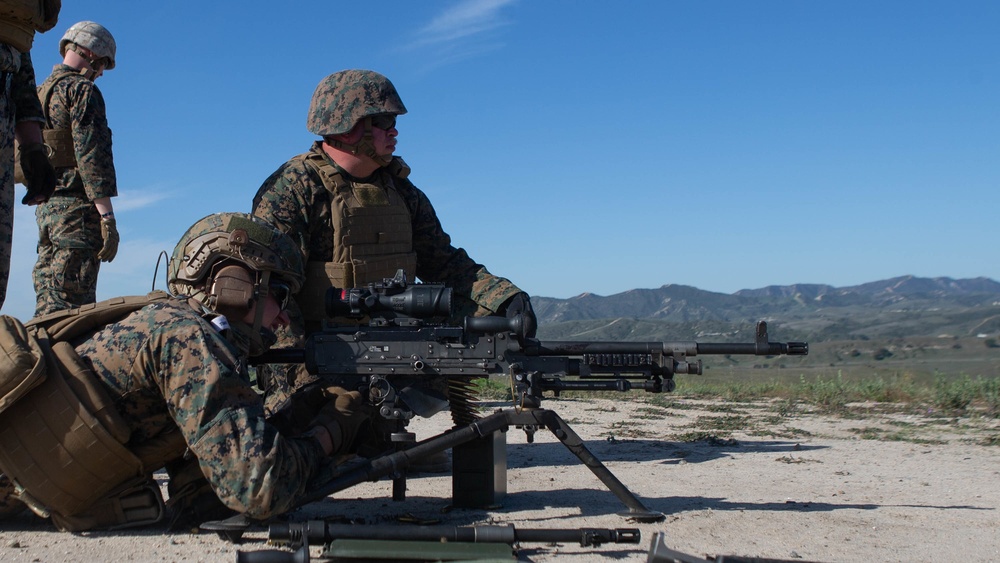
left=209, top=263, right=257, bottom=320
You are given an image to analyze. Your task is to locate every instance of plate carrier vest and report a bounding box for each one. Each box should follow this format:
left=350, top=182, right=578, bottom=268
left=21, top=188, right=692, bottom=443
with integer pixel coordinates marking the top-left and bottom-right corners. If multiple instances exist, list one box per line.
left=12, top=66, right=79, bottom=184
left=296, top=153, right=417, bottom=323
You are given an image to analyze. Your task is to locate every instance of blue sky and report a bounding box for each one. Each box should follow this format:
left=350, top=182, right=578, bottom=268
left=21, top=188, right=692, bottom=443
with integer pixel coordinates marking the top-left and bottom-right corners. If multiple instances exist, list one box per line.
left=6, top=1, right=999, bottom=320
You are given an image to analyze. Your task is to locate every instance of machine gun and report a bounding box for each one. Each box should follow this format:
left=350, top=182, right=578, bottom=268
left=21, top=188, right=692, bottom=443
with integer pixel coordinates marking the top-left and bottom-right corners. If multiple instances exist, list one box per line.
left=253, top=271, right=808, bottom=523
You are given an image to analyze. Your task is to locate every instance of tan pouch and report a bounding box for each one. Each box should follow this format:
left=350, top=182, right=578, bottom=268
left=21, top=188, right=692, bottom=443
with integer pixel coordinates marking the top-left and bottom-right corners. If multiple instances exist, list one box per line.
left=13, top=129, right=76, bottom=184
left=52, top=341, right=131, bottom=444
left=50, top=476, right=164, bottom=532
left=0, top=338, right=144, bottom=518
left=0, top=315, right=46, bottom=414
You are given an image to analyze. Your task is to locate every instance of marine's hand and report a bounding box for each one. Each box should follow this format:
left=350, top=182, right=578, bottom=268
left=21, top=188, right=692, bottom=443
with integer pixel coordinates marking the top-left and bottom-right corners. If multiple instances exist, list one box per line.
left=310, top=389, right=365, bottom=456
left=503, top=292, right=537, bottom=339
left=18, top=143, right=56, bottom=205
left=98, top=217, right=119, bottom=262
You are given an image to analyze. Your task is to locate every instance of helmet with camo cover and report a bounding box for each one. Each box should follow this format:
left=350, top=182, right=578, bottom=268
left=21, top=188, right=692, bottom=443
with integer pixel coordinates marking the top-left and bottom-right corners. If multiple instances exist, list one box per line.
left=60, top=21, right=117, bottom=70
left=169, top=212, right=303, bottom=303
left=307, top=69, right=407, bottom=136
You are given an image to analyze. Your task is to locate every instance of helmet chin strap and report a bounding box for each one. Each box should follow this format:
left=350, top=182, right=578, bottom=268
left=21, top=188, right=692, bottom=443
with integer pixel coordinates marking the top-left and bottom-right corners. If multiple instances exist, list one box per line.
left=326, top=117, right=393, bottom=168
left=66, top=43, right=102, bottom=80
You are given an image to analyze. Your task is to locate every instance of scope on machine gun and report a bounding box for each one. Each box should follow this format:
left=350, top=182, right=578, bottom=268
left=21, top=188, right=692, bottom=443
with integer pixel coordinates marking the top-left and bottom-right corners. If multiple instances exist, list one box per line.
left=326, top=270, right=452, bottom=320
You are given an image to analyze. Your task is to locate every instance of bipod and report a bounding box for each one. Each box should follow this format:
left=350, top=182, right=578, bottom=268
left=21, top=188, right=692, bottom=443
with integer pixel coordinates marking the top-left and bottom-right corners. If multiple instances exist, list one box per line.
left=304, top=406, right=665, bottom=523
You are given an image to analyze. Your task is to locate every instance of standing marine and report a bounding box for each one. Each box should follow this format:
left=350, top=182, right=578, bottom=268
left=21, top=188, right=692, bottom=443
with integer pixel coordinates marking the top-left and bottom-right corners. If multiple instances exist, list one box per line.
left=251, top=69, right=537, bottom=414
left=0, top=212, right=366, bottom=531
left=32, top=20, right=120, bottom=315
left=0, top=0, right=60, bottom=310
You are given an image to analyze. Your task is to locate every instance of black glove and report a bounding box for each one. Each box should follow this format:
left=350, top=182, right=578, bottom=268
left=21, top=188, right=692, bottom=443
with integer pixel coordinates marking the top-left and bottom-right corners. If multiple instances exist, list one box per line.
left=503, top=292, right=537, bottom=339
left=18, top=143, right=57, bottom=205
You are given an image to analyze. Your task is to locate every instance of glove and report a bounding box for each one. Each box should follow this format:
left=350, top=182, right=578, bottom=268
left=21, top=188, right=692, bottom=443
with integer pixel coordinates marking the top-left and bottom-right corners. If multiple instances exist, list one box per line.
left=18, top=142, right=56, bottom=205
left=98, top=216, right=119, bottom=262
left=503, top=292, right=537, bottom=339
left=310, top=389, right=365, bottom=455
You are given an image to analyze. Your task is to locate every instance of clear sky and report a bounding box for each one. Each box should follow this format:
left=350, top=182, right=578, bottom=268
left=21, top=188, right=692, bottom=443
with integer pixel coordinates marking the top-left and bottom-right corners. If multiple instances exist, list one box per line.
left=5, top=1, right=999, bottom=320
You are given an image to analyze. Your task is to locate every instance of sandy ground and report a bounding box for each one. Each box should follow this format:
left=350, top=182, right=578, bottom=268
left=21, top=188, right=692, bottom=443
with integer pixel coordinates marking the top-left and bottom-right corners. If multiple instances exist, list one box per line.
left=1, top=396, right=998, bottom=562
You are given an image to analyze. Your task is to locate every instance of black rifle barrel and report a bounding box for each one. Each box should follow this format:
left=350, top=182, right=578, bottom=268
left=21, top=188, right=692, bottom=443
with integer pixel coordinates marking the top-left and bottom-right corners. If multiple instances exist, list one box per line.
left=269, top=521, right=640, bottom=547
left=530, top=340, right=806, bottom=356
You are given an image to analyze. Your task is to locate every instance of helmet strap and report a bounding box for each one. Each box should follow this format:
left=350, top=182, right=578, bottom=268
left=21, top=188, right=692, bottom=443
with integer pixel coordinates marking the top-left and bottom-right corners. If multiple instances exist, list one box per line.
left=325, top=117, right=392, bottom=168
left=66, top=43, right=101, bottom=80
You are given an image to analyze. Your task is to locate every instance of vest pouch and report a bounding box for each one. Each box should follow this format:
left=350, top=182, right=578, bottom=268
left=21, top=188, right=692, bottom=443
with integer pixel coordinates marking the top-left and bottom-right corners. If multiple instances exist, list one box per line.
left=50, top=476, right=165, bottom=532
left=298, top=254, right=418, bottom=323
left=298, top=262, right=349, bottom=323
left=0, top=338, right=144, bottom=519
left=41, top=129, right=77, bottom=168
left=0, top=315, right=46, bottom=414
left=13, top=129, right=76, bottom=184
left=51, top=341, right=131, bottom=444
left=348, top=253, right=417, bottom=289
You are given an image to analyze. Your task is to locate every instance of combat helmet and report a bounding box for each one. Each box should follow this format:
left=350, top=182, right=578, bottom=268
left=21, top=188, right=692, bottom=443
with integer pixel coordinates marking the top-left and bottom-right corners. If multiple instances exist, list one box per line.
left=169, top=213, right=303, bottom=356
left=60, top=21, right=117, bottom=70
left=307, top=69, right=407, bottom=136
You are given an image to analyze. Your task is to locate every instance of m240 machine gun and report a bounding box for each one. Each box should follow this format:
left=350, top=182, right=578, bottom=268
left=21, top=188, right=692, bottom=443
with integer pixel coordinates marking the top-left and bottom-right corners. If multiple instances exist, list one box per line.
left=253, top=271, right=808, bottom=523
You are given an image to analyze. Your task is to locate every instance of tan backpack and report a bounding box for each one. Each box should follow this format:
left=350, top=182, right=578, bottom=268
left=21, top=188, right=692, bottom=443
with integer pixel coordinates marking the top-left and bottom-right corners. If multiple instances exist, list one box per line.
left=0, top=292, right=175, bottom=530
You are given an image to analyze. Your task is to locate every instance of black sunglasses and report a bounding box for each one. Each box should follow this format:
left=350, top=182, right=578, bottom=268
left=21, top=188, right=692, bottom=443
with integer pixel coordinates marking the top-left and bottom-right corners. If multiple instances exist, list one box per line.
left=370, top=114, right=397, bottom=131
left=269, top=282, right=291, bottom=311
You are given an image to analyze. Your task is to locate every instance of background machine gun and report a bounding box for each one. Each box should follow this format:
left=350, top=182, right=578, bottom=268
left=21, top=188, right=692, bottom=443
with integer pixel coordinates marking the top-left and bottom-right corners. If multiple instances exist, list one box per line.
left=254, top=271, right=808, bottom=523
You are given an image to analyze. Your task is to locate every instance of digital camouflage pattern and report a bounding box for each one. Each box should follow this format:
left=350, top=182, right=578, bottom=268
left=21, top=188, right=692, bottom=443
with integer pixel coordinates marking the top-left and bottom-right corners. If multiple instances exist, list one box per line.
left=32, top=195, right=101, bottom=313
left=307, top=69, right=407, bottom=136
left=32, top=63, right=117, bottom=315
left=251, top=143, right=521, bottom=407
left=59, top=21, right=116, bottom=69
left=70, top=298, right=330, bottom=519
left=0, top=45, right=45, bottom=309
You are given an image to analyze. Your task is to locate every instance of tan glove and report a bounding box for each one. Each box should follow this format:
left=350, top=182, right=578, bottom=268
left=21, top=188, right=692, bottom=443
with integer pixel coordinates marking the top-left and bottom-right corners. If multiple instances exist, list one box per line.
left=98, top=216, right=119, bottom=262
left=310, top=389, right=365, bottom=456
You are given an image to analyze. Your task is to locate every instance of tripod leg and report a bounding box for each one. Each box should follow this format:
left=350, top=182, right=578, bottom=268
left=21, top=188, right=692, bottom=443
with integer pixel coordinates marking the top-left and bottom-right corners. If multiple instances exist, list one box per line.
left=510, top=408, right=665, bottom=523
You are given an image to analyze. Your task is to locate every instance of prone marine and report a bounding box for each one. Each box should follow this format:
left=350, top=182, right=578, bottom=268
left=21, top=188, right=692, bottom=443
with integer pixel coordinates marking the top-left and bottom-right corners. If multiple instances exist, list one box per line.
left=0, top=212, right=367, bottom=531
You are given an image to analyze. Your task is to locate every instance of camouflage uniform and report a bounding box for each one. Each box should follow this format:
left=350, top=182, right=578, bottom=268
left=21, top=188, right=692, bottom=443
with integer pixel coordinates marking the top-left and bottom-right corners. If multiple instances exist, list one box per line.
left=0, top=296, right=331, bottom=522
left=0, top=46, right=44, bottom=309
left=253, top=144, right=521, bottom=314
left=251, top=144, right=522, bottom=403
left=32, top=63, right=116, bottom=315
left=76, top=298, right=327, bottom=518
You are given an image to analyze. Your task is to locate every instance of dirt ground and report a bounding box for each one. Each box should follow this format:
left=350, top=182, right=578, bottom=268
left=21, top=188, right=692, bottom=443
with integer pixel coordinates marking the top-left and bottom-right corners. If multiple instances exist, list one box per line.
left=1, top=396, right=998, bottom=562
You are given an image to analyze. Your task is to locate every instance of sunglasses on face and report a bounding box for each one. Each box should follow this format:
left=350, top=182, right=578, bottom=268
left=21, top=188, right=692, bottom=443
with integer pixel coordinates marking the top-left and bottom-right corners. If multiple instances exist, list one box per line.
left=268, top=282, right=291, bottom=311
left=369, top=114, right=397, bottom=131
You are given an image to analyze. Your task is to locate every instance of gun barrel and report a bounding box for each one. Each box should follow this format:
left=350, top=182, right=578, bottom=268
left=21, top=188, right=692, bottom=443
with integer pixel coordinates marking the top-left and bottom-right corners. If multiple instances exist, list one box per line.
left=269, top=521, right=640, bottom=547
left=532, top=340, right=806, bottom=357
left=696, top=341, right=809, bottom=356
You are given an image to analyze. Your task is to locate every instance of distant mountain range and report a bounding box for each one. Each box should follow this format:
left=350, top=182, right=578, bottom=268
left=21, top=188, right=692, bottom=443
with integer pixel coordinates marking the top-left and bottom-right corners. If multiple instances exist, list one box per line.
left=532, top=276, right=1000, bottom=342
